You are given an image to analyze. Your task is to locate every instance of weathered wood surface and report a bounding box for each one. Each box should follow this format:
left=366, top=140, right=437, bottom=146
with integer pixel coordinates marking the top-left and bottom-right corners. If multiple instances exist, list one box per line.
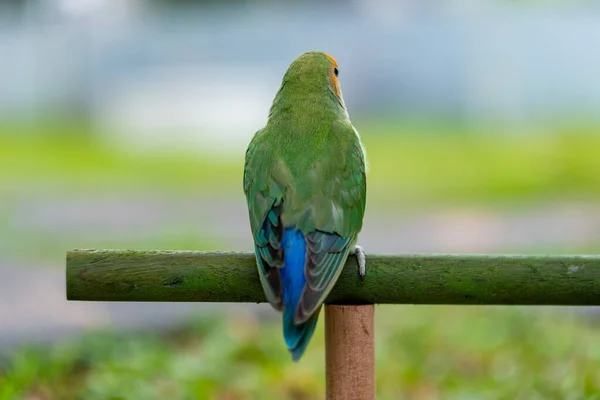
left=325, top=305, right=375, bottom=400
left=67, top=249, right=600, bottom=305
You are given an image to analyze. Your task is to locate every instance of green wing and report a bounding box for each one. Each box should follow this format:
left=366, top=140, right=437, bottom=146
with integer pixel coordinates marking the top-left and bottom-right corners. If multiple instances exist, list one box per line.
left=243, top=129, right=286, bottom=310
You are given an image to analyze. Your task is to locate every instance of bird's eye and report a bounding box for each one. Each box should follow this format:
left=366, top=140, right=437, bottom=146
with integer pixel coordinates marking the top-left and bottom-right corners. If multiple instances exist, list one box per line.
left=333, top=67, right=339, bottom=77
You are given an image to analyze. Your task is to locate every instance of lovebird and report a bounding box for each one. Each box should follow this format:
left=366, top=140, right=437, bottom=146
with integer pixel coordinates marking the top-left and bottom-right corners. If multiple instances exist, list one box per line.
left=243, top=51, right=367, bottom=361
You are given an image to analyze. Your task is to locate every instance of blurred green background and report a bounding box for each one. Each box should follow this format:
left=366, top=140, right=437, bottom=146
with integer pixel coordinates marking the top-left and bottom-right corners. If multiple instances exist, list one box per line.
left=1, top=0, right=600, bottom=399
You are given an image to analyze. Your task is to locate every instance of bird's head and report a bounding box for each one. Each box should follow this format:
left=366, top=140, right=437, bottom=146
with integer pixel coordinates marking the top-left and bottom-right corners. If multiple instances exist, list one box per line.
left=279, top=51, right=344, bottom=106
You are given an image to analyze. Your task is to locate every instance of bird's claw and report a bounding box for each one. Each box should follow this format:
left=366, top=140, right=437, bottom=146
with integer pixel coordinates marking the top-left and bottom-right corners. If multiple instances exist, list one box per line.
left=354, top=245, right=366, bottom=282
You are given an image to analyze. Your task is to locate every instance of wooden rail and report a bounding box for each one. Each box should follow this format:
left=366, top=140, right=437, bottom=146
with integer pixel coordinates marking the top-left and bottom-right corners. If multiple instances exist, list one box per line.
left=67, top=250, right=600, bottom=305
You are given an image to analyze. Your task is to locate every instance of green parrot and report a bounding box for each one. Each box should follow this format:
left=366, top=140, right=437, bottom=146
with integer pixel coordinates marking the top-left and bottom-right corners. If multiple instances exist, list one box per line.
left=243, top=51, right=367, bottom=361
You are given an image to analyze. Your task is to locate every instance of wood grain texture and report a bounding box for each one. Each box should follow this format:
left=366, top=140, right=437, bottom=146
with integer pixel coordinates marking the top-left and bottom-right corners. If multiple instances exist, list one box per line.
left=325, top=305, right=375, bottom=400
left=66, top=249, right=600, bottom=304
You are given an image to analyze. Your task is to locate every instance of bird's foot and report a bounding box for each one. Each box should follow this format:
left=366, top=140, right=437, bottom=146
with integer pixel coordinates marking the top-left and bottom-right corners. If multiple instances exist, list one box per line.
left=354, top=245, right=366, bottom=282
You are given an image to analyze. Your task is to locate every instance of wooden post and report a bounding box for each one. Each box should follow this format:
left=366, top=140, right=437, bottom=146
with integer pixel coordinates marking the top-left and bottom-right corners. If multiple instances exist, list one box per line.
left=325, top=305, right=375, bottom=400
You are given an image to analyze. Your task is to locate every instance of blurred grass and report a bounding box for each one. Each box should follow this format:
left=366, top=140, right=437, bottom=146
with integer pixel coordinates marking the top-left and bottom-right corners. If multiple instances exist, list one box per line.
left=2, top=224, right=226, bottom=266
left=364, top=122, right=600, bottom=207
left=1, top=120, right=599, bottom=207
left=2, top=306, right=600, bottom=400
left=3, top=120, right=598, bottom=263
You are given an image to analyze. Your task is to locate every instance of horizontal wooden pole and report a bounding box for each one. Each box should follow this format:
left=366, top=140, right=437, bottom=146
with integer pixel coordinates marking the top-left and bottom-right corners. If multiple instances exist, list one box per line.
left=66, top=249, right=600, bottom=305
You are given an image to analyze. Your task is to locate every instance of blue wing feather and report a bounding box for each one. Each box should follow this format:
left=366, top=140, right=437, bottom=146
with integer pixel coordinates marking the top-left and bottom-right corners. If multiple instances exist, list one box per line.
left=280, top=228, right=318, bottom=360
left=252, top=202, right=355, bottom=361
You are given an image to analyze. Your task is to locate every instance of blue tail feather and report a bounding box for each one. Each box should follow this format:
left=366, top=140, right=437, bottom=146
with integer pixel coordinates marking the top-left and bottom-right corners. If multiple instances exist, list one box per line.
left=280, top=227, right=318, bottom=361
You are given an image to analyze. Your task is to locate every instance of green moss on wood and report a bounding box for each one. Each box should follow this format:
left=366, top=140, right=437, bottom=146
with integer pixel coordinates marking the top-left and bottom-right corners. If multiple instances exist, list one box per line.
left=66, top=250, right=600, bottom=305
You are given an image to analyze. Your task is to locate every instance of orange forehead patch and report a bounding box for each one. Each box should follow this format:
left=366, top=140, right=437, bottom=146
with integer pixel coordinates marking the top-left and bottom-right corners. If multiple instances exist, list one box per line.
left=325, top=53, right=339, bottom=68
left=325, top=53, right=341, bottom=97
